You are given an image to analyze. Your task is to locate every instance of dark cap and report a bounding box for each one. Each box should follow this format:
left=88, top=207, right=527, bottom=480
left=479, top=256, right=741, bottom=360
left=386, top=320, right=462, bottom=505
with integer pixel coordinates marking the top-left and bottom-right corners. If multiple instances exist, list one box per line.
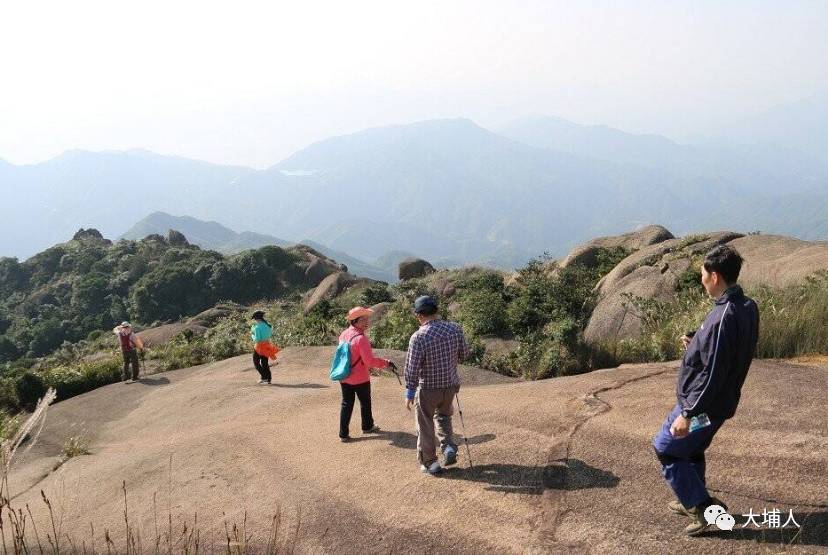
left=251, top=310, right=265, bottom=320
left=413, top=295, right=438, bottom=314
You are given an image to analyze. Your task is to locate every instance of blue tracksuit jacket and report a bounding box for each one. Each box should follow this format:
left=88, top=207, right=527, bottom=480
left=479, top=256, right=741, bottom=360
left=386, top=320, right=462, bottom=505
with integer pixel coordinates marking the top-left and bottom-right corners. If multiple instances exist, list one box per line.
left=677, top=285, right=759, bottom=420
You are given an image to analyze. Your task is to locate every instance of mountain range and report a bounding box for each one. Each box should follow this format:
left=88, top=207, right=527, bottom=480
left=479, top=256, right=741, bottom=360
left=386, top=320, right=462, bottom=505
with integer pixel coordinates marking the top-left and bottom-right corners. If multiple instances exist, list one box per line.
left=2, top=101, right=827, bottom=267
left=121, top=212, right=396, bottom=282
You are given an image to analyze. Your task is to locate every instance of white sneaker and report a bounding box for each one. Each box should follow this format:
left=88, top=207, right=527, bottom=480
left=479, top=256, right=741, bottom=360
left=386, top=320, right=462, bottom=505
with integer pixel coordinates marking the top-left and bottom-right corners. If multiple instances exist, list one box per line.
left=420, top=461, right=442, bottom=475
left=257, top=380, right=270, bottom=385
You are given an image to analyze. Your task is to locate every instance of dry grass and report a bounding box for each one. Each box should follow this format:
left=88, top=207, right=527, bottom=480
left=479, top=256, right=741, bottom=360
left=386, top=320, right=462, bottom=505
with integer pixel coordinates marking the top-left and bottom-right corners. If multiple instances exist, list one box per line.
left=61, top=435, right=91, bottom=460
left=0, top=393, right=301, bottom=554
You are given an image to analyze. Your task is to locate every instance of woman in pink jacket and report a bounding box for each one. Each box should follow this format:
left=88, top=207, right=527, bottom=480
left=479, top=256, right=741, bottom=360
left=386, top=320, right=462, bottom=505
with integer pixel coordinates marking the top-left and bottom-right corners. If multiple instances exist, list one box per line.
left=338, top=306, right=396, bottom=442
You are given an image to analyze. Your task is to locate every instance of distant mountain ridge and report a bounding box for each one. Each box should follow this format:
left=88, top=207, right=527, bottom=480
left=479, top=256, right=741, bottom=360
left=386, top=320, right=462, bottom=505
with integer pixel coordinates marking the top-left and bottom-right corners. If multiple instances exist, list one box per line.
left=122, top=212, right=396, bottom=282
left=3, top=112, right=828, bottom=266
left=120, top=212, right=291, bottom=251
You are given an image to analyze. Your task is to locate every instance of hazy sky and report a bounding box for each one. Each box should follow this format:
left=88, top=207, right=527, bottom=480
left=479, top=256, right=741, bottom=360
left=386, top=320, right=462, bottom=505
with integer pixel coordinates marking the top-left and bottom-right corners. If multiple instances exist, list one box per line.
left=2, top=0, right=827, bottom=168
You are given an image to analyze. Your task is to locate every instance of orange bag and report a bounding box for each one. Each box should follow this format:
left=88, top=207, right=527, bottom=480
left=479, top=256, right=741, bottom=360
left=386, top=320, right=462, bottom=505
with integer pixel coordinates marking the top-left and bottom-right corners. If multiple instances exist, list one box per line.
left=254, top=341, right=280, bottom=360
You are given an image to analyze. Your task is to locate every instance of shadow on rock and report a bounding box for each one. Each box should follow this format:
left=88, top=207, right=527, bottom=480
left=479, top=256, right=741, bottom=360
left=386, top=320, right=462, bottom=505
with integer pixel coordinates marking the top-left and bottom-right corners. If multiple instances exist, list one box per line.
left=442, top=458, right=620, bottom=495
left=137, top=377, right=170, bottom=386
left=703, top=510, right=827, bottom=547
left=384, top=431, right=496, bottom=450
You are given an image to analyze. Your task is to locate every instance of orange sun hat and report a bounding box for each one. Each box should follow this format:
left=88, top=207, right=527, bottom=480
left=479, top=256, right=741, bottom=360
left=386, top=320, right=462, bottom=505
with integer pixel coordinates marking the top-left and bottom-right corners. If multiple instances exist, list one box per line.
left=346, top=306, right=374, bottom=321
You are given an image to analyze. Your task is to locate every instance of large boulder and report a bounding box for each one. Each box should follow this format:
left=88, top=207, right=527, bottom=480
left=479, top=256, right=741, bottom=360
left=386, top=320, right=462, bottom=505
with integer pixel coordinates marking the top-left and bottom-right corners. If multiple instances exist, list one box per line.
left=560, top=225, right=674, bottom=269
left=584, top=231, right=743, bottom=345
left=138, top=305, right=239, bottom=347
left=288, top=245, right=348, bottom=286
left=72, top=228, right=105, bottom=241
left=729, top=234, right=828, bottom=288
left=303, top=272, right=375, bottom=314
left=166, top=229, right=190, bottom=247
left=398, top=258, right=436, bottom=281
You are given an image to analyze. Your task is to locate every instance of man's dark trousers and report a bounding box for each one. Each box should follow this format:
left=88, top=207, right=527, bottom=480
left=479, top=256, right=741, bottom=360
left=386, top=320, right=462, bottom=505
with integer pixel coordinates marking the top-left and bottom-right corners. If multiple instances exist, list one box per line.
left=122, top=349, right=140, bottom=381
left=339, top=381, right=373, bottom=438
left=652, top=404, right=724, bottom=509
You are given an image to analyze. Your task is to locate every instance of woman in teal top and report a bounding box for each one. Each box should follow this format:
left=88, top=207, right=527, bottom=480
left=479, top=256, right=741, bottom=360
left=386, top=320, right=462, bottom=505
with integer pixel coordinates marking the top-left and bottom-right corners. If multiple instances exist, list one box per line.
left=250, top=310, right=272, bottom=384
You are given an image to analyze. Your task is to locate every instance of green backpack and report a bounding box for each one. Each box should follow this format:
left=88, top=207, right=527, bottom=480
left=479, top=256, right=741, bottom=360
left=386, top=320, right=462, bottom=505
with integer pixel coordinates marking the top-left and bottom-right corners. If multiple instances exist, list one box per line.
left=329, top=334, right=362, bottom=381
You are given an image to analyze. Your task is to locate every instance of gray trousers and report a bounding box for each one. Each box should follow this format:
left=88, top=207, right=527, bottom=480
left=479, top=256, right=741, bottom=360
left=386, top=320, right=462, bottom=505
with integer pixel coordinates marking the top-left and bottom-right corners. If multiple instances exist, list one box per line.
left=415, top=386, right=459, bottom=466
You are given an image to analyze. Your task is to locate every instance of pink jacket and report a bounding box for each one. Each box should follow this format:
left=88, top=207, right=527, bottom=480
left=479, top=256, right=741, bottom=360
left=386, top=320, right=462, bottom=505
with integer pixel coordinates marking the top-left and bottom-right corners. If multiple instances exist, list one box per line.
left=338, top=325, right=389, bottom=385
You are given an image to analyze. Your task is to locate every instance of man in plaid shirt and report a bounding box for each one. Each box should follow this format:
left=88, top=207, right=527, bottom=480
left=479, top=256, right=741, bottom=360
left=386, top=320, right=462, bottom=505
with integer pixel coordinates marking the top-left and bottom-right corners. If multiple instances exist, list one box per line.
left=404, top=295, right=470, bottom=475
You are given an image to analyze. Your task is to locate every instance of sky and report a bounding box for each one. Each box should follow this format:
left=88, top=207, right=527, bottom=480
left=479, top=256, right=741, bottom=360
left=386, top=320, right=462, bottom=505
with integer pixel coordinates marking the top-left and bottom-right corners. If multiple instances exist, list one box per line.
left=1, top=0, right=827, bottom=168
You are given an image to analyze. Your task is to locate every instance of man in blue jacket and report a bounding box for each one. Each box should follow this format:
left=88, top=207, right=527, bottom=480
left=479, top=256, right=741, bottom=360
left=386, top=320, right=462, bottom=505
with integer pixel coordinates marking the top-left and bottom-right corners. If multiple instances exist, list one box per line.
left=652, top=244, right=759, bottom=536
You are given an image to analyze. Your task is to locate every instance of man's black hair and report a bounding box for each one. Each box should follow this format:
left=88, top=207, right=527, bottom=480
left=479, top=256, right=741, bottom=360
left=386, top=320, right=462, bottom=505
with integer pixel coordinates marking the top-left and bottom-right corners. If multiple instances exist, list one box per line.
left=415, top=305, right=438, bottom=317
left=703, top=245, right=743, bottom=284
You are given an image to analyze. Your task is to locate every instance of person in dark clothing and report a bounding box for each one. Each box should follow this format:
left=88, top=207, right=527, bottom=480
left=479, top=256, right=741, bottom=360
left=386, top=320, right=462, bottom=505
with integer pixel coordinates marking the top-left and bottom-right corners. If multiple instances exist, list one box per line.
left=113, top=321, right=143, bottom=382
left=652, top=244, right=759, bottom=536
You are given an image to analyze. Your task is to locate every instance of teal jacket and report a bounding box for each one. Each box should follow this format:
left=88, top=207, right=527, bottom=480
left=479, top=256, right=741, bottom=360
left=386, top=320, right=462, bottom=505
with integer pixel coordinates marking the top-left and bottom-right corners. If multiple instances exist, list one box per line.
left=251, top=321, right=272, bottom=343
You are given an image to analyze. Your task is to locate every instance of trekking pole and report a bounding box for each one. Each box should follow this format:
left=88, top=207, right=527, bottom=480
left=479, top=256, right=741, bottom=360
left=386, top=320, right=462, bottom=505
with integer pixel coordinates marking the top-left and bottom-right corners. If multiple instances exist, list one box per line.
left=455, top=392, right=473, bottom=469
left=387, top=362, right=403, bottom=386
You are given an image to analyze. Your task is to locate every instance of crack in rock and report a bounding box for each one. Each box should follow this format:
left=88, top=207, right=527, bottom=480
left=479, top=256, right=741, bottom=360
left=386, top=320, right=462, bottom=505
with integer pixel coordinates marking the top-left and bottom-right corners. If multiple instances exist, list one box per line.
left=534, top=368, right=671, bottom=551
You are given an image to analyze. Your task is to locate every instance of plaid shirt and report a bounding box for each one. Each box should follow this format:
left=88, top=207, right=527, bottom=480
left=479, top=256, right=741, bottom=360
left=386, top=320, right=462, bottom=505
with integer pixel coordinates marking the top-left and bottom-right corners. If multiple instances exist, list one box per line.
left=404, top=319, right=469, bottom=394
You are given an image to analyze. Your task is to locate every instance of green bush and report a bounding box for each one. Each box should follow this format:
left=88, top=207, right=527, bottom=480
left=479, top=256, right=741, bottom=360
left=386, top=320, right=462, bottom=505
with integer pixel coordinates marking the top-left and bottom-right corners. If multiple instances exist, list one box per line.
left=44, top=358, right=121, bottom=401
left=360, top=284, right=394, bottom=306
left=618, top=290, right=710, bottom=362
left=15, top=371, right=47, bottom=409
left=455, top=289, right=508, bottom=337
left=0, top=378, right=20, bottom=413
left=0, top=410, right=20, bottom=441
left=371, top=301, right=419, bottom=350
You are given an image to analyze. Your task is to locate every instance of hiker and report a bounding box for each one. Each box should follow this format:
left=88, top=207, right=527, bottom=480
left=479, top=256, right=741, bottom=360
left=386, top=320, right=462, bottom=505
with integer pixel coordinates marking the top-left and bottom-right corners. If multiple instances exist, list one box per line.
left=250, top=310, right=278, bottom=385
left=403, top=295, right=469, bottom=475
left=652, top=245, right=759, bottom=536
left=337, top=306, right=396, bottom=442
left=113, top=321, right=144, bottom=383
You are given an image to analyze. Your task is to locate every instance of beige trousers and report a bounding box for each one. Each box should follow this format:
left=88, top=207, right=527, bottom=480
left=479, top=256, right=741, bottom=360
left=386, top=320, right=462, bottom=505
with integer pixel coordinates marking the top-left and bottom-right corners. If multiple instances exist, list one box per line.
left=415, top=386, right=459, bottom=466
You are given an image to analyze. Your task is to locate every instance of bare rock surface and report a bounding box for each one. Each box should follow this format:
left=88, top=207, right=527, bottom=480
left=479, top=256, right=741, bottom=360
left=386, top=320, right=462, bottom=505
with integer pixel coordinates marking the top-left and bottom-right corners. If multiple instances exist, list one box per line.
left=561, top=225, right=675, bottom=269
left=9, top=349, right=826, bottom=553
left=730, top=234, right=828, bottom=289
left=303, top=271, right=375, bottom=313
left=399, top=257, right=436, bottom=280
left=585, top=232, right=742, bottom=344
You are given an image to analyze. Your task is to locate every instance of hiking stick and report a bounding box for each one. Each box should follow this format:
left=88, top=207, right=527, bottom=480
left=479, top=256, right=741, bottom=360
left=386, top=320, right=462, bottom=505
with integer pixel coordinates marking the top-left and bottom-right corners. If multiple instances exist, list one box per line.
left=387, top=367, right=402, bottom=386
left=455, top=392, right=473, bottom=469
left=386, top=362, right=403, bottom=385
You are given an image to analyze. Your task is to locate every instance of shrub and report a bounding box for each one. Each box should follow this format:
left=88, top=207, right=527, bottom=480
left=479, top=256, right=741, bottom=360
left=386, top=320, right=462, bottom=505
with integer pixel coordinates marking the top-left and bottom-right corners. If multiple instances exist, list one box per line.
left=62, top=434, right=91, bottom=458
left=204, top=316, right=249, bottom=360
left=371, top=301, right=419, bottom=350
left=0, top=410, right=20, bottom=441
left=15, top=371, right=47, bottom=409
left=360, top=284, right=394, bottom=306
left=0, top=378, right=19, bottom=413
left=455, top=289, right=508, bottom=337
left=44, top=358, right=121, bottom=401
left=619, top=290, right=710, bottom=362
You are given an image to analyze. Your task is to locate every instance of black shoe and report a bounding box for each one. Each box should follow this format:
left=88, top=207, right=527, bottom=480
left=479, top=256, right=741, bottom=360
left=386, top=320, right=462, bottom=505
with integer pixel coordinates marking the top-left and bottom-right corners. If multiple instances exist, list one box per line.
left=362, top=425, right=381, bottom=434
left=340, top=436, right=352, bottom=443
